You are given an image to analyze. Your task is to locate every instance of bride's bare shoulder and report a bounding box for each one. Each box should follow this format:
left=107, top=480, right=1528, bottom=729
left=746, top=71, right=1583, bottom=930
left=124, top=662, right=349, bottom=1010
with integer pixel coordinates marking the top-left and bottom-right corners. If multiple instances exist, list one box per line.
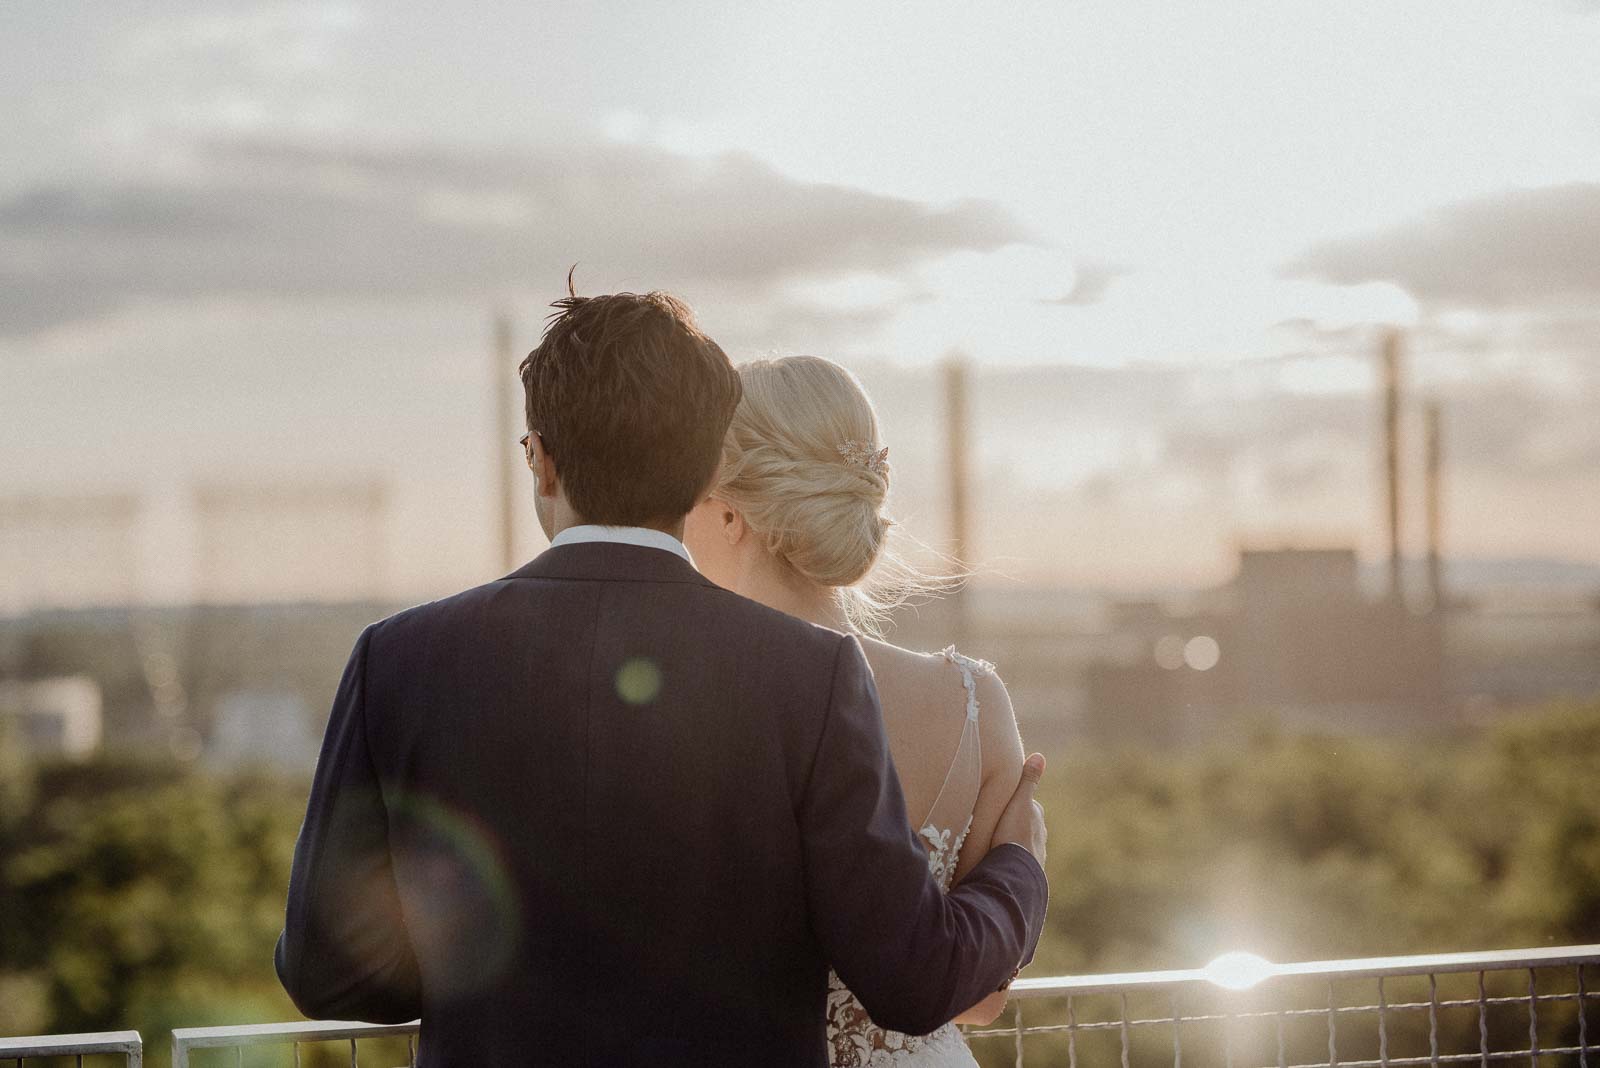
left=860, top=634, right=1016, bottom=724
left=855, top=637, right=966, bottom=700
left=858, top=637, right=1021, bottom=767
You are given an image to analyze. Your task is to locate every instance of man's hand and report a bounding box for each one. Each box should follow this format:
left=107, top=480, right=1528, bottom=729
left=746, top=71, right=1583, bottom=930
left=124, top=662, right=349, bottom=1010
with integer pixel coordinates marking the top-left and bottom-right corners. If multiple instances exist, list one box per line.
left=991, top=753, right=1047, bottom=866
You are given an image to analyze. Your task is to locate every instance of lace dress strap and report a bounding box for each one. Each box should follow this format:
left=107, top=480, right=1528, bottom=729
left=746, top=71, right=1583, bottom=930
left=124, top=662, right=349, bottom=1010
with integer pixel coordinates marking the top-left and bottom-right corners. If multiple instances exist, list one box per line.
left=940, top=646, right=995, bottom=723
left=915, top=647, right=993, bottom=831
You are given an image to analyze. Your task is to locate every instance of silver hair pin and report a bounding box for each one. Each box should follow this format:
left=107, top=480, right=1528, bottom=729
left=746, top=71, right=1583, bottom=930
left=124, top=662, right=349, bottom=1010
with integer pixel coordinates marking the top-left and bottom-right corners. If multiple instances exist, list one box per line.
left=837, top=439, right=889, bottom=475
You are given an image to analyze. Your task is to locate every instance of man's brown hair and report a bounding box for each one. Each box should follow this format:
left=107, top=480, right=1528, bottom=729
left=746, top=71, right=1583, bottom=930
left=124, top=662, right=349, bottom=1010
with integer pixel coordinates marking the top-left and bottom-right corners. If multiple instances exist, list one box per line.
left=519, top=282, right=742, bottom=526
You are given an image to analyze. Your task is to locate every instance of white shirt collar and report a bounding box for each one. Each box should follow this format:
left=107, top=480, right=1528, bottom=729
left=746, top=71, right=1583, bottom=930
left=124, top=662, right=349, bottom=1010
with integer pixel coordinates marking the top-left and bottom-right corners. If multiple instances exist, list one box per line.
left=549, top=524, right=694, bottom=565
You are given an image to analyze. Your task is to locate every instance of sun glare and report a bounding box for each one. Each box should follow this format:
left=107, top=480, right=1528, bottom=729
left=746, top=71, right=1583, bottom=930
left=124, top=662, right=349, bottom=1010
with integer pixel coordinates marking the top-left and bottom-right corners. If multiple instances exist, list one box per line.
left=1202, top=951, right=1277, bottom=991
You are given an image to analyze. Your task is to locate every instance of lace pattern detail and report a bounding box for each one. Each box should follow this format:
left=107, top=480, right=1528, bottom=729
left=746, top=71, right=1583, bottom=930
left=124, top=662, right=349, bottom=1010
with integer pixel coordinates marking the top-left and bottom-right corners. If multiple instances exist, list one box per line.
left=920, top=816, right=975, bottom=892
left=824, top=813, right=979, bottom=1066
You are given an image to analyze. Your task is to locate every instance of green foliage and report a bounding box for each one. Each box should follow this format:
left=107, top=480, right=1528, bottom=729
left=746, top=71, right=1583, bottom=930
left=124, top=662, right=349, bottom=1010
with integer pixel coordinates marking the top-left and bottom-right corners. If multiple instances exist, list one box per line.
left=1031, top=699, right=1600, bottom=978
left=0, top=723, right=34, bottom=835
left=0, top=756, right=308, bottom=1062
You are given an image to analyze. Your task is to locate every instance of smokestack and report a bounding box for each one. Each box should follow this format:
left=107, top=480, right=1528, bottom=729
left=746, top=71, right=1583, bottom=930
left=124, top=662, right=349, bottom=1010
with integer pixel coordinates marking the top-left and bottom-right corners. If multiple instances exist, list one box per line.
left=1381, top=329, right=1404, bottom=605
left=1424, top=400, right=1444, bottom=613
left=943, top=354, right=973, bottom=643
left=493, top=311, right=517, bottom=573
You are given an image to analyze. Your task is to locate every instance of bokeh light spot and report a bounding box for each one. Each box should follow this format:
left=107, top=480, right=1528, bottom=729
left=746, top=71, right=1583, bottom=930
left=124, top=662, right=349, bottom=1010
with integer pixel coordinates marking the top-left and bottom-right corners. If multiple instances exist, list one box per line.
left=1184, top=635, right=1221, bottom=671
left=615, top=657, right=662, bottom=705
left=1154, top=635, right=1186, bottom=670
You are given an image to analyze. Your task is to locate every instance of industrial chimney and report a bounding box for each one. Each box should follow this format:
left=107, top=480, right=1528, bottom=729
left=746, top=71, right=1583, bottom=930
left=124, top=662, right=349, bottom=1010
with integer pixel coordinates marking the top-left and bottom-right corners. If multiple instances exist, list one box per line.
left=493, top=310, right=517, bottom=573
left=1381, top=329, right=1404, bottom=606
left=943, top=353, right=973, bottom=644
left=1424, top=400, right=1444, bottom=613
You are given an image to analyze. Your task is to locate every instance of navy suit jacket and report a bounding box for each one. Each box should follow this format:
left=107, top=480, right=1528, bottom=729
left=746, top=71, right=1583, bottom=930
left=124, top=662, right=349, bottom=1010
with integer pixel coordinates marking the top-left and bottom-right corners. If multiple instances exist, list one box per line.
left=275, top=542, right=1048, bottom=1066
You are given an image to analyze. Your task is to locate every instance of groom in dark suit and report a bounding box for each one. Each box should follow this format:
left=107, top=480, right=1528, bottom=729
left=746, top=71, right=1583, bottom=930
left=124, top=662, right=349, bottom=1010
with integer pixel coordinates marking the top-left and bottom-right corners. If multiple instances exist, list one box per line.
left=275, top=286, right=1049, bottom=1066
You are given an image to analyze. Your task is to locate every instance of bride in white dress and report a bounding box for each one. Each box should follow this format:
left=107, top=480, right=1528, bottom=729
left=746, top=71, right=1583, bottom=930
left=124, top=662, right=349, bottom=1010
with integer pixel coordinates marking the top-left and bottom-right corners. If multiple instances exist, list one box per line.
left=684, top=355, right=1030, bottom=1068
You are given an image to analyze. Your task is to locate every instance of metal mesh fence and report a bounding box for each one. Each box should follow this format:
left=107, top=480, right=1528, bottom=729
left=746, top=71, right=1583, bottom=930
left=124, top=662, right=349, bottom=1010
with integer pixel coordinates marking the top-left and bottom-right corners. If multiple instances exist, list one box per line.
left=170, top=1022, right=417, bottom=1068
left=0, top=1030, right=142, bottom=1067
left=969, top=948, right=1599, bottom=1068
left=16, top=946, right=1595, bottom=1067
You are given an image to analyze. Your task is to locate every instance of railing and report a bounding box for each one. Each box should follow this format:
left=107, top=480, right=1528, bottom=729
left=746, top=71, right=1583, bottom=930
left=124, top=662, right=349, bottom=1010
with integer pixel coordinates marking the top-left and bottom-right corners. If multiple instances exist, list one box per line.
left=170, top=1021, right=418, bottom=1068
left=0, top=1031, right=142, bottom=1067
left=969, top=944, right=1600, bottom=1067
left=10, top=945, right=1599, bottom=1067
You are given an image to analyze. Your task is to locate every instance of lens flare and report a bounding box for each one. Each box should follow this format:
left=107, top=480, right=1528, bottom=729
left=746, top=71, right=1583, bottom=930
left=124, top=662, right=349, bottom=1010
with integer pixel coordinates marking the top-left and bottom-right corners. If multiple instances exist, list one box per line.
left=388, top=792, right=521, bottom=997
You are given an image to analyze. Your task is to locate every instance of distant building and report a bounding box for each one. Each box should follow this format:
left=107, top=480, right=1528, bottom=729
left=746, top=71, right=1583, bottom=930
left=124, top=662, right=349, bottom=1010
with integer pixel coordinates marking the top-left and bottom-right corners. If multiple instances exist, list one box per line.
left=1085, top=546, right=1447, bottom=745
left=1227, top=547, right=1443, bottom=712
left=0, top=601, right=385, bottom=759
left=1447, top=594, right=1600, bottom=710
left=207, top=688, right=320, bottom=770
left=0, top=676, right=103, bottom=759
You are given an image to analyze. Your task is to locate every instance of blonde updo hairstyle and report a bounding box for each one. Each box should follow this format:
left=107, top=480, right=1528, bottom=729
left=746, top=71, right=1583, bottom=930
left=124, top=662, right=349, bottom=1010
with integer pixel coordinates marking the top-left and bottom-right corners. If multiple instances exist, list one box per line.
left=714, top=355, right=951, bottom=636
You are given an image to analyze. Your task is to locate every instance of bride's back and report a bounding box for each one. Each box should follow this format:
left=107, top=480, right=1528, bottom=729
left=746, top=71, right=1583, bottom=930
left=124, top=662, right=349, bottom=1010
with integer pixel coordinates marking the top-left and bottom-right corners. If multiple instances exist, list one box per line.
left=858, top=636, right=1025, bottom=885
left=860, top=641, right=977, bottom=826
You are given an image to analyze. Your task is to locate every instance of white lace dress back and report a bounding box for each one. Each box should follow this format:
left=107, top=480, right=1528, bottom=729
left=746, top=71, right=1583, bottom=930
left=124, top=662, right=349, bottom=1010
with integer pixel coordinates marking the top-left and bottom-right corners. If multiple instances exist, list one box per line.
left=825, top=647, right=994, bottom=1068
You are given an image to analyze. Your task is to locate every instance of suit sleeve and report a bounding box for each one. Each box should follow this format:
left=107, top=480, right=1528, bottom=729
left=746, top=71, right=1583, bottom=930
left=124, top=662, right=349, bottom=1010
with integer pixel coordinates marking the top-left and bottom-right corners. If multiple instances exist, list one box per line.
left=799, top=636, right=1048, bottom=1036
left=275, top=623, right=422, bottom=1023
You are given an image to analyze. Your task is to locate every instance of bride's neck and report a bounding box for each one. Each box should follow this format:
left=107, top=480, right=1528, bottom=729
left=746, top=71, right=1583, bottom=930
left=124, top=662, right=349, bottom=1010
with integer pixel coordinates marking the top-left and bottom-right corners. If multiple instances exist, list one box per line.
left=739, top=554, right=852, bottom=634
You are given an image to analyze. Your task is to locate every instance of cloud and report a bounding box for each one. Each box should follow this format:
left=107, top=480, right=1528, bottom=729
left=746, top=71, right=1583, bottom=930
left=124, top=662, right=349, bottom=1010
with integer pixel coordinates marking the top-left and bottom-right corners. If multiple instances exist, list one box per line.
left=1127, top=353, right=1600, bottom=515
left=1430, top=376, right=1600, bottom=478
left=1145, top=392, right=1369, bottom=510
left=0, top=136, right=1030, bottom=336
left=1040, top=261, right=1130, bottom=307
left=718, top=300, right=904, bottom=355
left=866, top=341, right=1600, bottom=516
left=120, top=3, right=366, bottom=73
left=1259, top=454, right=1342, bottom=500
left=1283, top=183, right=1600, bottom=309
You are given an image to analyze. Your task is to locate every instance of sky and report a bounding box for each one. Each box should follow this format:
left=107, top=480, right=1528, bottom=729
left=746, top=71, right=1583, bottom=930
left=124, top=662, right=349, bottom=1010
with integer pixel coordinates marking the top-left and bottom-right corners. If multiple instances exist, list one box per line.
left=3, top=0, right=1599, bottom=608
